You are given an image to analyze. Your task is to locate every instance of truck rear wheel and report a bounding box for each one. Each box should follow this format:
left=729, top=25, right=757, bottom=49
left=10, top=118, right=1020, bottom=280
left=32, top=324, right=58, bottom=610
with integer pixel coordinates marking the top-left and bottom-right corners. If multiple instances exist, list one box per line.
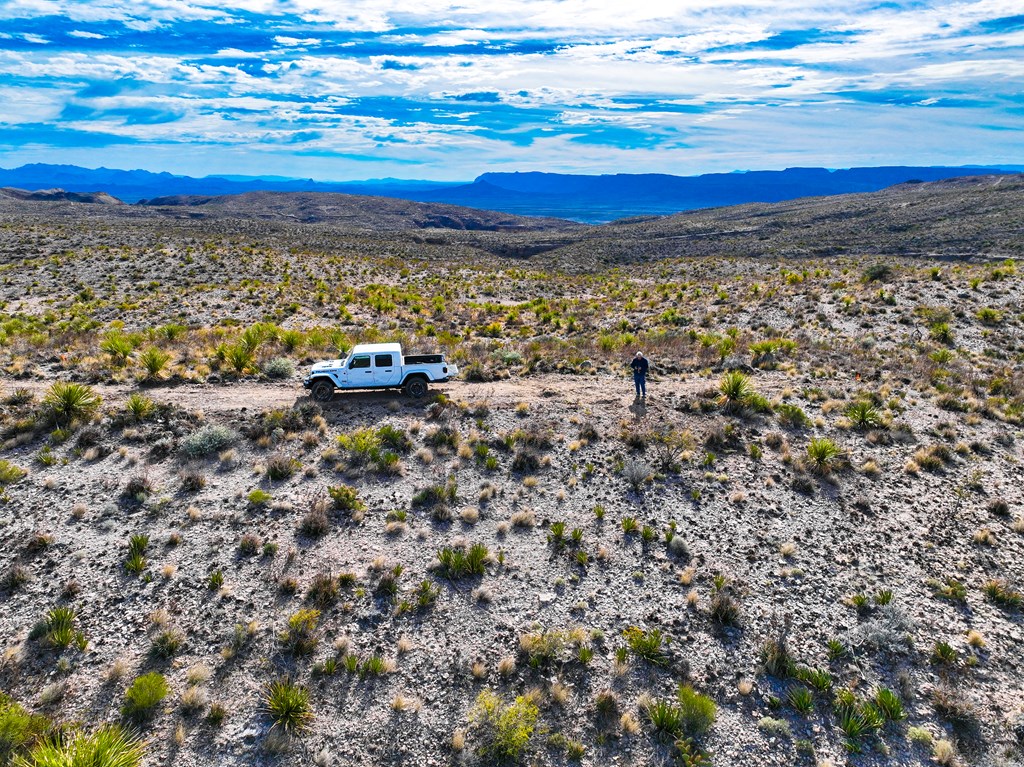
left=405, top=377, right=428, bottom=398
left=310, top=379, right=335, bottom=402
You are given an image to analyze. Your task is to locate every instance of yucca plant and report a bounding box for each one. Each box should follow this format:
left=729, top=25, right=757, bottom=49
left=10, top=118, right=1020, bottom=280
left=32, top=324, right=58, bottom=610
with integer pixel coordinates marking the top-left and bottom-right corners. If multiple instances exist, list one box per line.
left=124, top=393, right=155, bottom=423
left=262, top=678, right=312, bottom=733
left=224, top=343, right=255, bottom=374
left=787, top=685, right=814, bottom=715
left=844, top=401, right=882, bottom=430
left=138, top=348, right=171, bottom=380
left=44, top=606, right=76, bottom=649
left=806, top=437, right=843, bottom=474
left=43, top=382, right=101, bottom=428
left=719, top=371, right=752, bottom=414
left=14, top=724, right=144, bottom=767
left=873, top=687, right=906, bottom=722
left=99, top=333, right=136, bottom=367
left=643, top=698, right=683, bottom=741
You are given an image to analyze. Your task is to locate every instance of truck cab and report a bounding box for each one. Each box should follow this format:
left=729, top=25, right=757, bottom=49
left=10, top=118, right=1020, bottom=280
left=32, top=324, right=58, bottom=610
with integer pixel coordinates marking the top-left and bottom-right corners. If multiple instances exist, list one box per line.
left=303, top=343, right=457, bottom=401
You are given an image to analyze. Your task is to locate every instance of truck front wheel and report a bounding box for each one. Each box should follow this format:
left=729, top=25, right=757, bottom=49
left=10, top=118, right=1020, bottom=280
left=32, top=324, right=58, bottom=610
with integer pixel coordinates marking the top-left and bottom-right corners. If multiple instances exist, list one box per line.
left=310, top=380, right=335, bottom=402
left=405, top=377, right=428, bottom=398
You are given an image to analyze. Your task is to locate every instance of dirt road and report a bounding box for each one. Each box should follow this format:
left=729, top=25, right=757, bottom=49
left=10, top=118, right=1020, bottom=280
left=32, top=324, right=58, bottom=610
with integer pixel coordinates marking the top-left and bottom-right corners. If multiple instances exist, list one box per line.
left=3, top=371, right=739, bottom=417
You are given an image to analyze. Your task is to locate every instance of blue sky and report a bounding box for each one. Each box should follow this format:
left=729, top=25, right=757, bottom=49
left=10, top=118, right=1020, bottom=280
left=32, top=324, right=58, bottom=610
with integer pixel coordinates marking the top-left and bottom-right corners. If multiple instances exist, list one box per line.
left=0, top=1, right=1022, bottom=180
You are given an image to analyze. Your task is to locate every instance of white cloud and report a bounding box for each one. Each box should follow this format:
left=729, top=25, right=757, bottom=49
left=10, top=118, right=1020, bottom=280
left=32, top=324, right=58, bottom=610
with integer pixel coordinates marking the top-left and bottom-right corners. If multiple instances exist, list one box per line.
left=68, top=30, right=107, bottom=39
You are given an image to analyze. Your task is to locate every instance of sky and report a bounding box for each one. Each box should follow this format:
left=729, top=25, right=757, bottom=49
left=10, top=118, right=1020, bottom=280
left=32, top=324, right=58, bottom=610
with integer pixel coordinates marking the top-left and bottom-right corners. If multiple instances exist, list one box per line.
left=0, top=0, right=1022, bottom=180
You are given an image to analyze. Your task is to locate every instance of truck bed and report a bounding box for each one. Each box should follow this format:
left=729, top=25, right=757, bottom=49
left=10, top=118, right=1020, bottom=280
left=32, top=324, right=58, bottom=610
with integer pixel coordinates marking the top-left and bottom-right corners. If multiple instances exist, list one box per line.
left=404, top=354, right=444, bottom=365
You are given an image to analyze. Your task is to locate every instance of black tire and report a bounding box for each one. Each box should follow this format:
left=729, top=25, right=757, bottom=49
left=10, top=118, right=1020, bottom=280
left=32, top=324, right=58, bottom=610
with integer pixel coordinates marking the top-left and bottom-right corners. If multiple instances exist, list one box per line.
left=309, top=379, right=335, bottom=402
left=405, top=377, right=428, bottom=398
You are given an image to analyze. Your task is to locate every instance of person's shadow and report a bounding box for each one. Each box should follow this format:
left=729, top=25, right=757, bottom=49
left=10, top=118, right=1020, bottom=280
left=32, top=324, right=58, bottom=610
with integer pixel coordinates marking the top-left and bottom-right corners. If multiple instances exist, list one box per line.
left=628, top=397, right=647, bottom=421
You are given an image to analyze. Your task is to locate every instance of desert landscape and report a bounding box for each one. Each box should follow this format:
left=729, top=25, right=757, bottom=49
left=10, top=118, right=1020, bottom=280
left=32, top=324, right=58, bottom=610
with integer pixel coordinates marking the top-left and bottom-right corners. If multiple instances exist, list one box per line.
left=0, top=174, right=1023, bottom=767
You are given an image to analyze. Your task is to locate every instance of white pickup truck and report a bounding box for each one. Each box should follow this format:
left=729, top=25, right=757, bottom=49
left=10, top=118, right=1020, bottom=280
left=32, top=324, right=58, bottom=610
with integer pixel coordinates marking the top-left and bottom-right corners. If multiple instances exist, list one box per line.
left=302, top=342, right=458, bottom=401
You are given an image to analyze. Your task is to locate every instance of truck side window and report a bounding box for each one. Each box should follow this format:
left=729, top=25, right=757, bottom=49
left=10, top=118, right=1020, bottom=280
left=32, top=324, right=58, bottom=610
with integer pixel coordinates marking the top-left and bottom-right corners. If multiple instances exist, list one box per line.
left=349, top=356, right=370, bottom=369
left=374, top=354, right=393, bottom=368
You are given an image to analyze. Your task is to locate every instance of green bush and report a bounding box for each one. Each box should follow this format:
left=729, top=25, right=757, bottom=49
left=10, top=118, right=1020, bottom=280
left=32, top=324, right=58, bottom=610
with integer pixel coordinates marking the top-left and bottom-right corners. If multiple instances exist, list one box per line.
left=279, top=609, right=320, bottom=655
left=263, top=679, right=312, bottom=733
left=179, top=425, right=239, bottom=458
left=436, top=544, right=488, bottom=579
left=327, top=484, right=364, bottom=512
left=0, top=693, right=50, bottom=764
left=13, top=724, right=144, bottom=767
left=122, top=672, right=169, bottom=721
left=676, top=685, right=716, bottom=739
left=623, top=626, right=668, bottom=666
left=469, top=690, right=538, bottom=761
left=0, top=460, right=27, bottom=486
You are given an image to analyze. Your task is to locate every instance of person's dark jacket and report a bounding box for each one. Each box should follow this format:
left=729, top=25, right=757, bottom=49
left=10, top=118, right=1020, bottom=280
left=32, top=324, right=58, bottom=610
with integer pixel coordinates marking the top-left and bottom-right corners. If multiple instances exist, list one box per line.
left=630, top=356, right=649, bottom=375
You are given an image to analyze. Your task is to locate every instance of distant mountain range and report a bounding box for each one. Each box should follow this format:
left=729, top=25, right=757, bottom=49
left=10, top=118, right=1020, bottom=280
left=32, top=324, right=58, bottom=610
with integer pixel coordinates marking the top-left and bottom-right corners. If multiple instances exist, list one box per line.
left=2, top=163, right=1021, bottom=223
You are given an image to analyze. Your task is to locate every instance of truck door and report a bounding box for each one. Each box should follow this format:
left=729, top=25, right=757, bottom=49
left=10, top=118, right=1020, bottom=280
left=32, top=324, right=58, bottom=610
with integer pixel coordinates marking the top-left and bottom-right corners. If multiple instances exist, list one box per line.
left=348, top=354, right=373, bottom=387
left=374, top=352, right=401, bottom=386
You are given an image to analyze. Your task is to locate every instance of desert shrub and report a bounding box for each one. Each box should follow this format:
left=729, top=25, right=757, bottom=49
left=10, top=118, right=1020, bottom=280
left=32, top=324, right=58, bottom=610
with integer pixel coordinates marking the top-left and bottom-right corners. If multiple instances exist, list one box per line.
left=265, top=453, right=299, bottom=480
left=719, top=371, right=753, bottom=414
left=14, top=724, right=144, bottom=767
left=644, top=698, right=683, bottom=740
left=862, top=263, right=892, bottom=282
left=874, top=688, right=906, bottom=722
left=327, top=484, right=364, bottom=512
left=982, top=579, right=1022, bottom=609
left=621, top=458, right=652, bottom=491
left=510, top=449, right=542, bottom=473
left=299, top=505, right=330, bottom=538
left=280, top=609, right=320, bottom=655
left=775, top=403, right=809, bottom=428
left=469, top=690, right=538, bottom=762
left=43, top=382, right=101, bottom=427
left=263, top=679, right=312, bottom=733
left=412, top=477, right=457, bottom=509
left=709, top=575, right=741, bottom=627
left=43, top=606, right=77, bottom=649
left=223, top=343, right=256, bottom=374
left=180, top=425, right=239, bottom=458
left=305, top=573, right=340, bottom=607
left=150, top=629, right=184, bottom=659
left=122, top=672, right=169, bottom=721
left=0, top=692, right=50, bottom=762
left=843, top=603, right=916, bottom=654
left=930, top=686, right=981, bottom=743
left=262, top=357, right=295, bottom=379
left=0, top=460, right=26, bottom=486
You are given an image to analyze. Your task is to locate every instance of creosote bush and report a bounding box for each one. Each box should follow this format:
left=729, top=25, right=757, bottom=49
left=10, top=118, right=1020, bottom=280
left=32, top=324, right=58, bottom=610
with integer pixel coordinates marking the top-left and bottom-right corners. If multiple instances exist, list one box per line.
left=469, top=690, right=539, bottom=762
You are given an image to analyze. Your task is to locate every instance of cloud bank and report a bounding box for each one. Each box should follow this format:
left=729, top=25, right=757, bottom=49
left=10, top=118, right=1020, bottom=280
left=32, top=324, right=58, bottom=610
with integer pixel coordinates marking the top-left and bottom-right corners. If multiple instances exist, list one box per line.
left=0, top=0, right=1021, bottom=178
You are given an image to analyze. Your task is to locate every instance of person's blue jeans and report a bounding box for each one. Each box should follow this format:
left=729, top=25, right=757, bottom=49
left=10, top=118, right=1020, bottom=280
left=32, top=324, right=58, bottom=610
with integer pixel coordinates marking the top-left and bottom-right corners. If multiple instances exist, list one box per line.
left=633, top=372, right=646, bottom=396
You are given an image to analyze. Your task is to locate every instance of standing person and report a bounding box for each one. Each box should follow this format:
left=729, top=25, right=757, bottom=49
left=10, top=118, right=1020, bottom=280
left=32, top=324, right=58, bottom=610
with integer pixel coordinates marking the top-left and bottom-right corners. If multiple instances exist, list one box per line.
left=630, top=351, right=649, bottom=399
